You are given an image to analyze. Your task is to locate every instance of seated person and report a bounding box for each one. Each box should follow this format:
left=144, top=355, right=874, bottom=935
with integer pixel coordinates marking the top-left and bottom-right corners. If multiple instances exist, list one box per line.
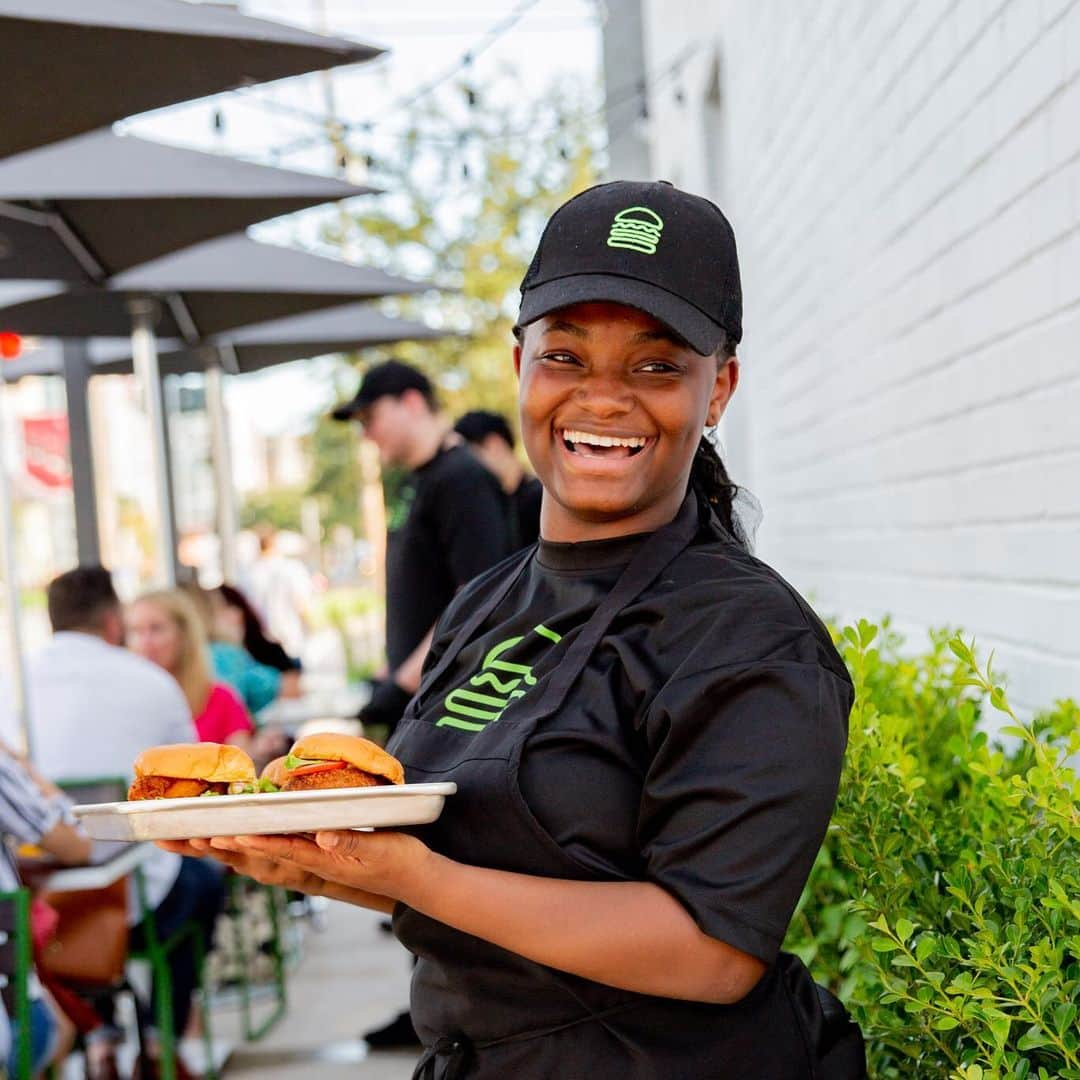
left=128, top=590, right=287, bottom=768
left=182, top=585, right=299, bottom=715
left=1, top=567, right=219, bottom=1079
left=0, top=746, right=89, bottom=1078
left=218, top=584, right=302, bottom=676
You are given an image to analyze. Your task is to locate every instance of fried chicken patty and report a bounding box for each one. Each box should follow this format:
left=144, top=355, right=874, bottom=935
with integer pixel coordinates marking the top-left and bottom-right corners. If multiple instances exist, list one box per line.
left=127, top=777, right=228, bottom=800
left=280, top=765, right=387, bottom=792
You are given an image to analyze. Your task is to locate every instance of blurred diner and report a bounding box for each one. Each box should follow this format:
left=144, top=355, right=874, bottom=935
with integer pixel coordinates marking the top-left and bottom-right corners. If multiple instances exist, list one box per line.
left=0, top=745, right=89, bottom=1078
left=126, top=590, right=287, bottom=769
left=0, top=567, right=225, bottom=1078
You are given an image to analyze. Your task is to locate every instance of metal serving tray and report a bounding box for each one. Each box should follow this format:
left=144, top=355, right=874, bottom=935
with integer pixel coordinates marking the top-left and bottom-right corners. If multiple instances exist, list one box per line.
left=73, top=783, right=457, bottom=842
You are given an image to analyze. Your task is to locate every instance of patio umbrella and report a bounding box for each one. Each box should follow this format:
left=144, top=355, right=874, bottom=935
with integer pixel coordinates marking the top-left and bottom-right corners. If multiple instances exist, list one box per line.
left=0, top=133, right=372, bottom=575
left=2, top=308, right=448, bottom=580
left=0, top=0, right=380, bottom=758
left=0, top=130, right=374, bottom=281
left=1, top=308, right=447, bottom=583
left=0, top=0, right=380, bottom=159
left=0, top=239, right=430, bottom=585
left=151, top=307, right=447, bottom=581
left=0, top=236, right=429, bottom=339
left=95, top=305, right=448, bottom=376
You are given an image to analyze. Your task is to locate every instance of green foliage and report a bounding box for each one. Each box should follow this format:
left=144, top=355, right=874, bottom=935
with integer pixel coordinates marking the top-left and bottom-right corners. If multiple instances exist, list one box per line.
left=322, top=79, right=600, bottom=426
left=786, top=621, right=1080, bottom=1079
left=238, top=487, right=303, bottom=533
left=304, top=413, right=361, bottom=534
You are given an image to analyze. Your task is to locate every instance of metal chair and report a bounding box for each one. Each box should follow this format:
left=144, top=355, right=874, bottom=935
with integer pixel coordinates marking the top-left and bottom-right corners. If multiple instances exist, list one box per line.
left=222, top=877, right=287, bottom=1042
left=0, top=887, right=33, bottom=1079
left=129, top=865, right=218, bottom=1080
left=55, top=777, right=216, bottom=1080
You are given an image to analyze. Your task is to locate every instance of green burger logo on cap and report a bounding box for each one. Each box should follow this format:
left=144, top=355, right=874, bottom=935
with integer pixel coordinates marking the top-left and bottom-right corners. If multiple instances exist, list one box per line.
left=606, top=206, right=664, bottom=255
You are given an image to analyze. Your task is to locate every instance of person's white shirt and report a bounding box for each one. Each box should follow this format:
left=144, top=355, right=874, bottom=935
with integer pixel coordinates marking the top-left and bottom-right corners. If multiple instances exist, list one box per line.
left=0, top=631, right=197, bottom=917
left=247, top=548, right=313, bottom=658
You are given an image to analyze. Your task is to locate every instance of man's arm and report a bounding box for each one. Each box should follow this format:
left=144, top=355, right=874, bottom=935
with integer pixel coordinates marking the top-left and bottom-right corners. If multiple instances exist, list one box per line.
left=0, top=755, right=91, bottom=865
left=437, top=466, right=511, bottom=587
left=394, top=626, right=435, bottom=694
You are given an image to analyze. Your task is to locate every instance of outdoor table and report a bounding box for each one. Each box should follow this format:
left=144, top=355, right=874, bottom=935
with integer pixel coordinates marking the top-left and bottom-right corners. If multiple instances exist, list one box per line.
left=21, top=839, right=154, bottom=893
left=256, top=684, right=370, bottom=731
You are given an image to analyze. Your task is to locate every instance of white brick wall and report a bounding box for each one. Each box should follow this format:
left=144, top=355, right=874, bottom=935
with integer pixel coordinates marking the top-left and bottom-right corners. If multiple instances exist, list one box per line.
left=633, top=0, right=1080, bottom=710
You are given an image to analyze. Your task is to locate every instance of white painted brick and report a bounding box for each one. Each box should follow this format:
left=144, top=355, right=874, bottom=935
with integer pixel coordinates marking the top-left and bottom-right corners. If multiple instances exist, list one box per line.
left=637, top=4, right=1080, bottom=704
left=1065, top=0, right=1080, bottom=70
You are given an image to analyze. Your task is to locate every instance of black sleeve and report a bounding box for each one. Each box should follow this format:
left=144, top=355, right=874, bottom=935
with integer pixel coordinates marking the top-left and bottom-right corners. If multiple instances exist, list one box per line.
left=434, top=466, right=511, bottom=588
left=637, top=657, right=851, bottom=965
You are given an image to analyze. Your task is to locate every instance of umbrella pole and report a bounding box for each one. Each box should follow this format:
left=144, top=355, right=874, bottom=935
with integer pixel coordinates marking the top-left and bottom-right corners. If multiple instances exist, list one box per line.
left=61, top=341, right=102, bottom=565
left=205, top=355, right=238, bottom=584
left=129, top=299, right=177, bottom=588
left=0, top=382, right=31, bottom=757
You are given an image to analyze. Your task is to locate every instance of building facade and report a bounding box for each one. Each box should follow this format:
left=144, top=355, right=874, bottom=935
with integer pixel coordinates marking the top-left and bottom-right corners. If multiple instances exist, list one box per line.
left=602, top=1, right=1080, bottom=710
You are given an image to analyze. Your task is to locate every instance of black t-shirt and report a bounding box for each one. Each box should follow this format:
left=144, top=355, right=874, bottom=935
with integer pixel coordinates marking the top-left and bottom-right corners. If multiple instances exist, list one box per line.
left=421, top=521, right=853, bottom=964
left=385, top=444, right=510, bottom=671
left=508, top=475, right=542, bottom=549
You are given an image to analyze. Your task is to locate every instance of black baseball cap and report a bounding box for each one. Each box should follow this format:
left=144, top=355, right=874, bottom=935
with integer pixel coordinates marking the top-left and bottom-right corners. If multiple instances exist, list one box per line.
left=331, top=359, right=433, bottom=421
left=518, top=180, right=742, bottom=354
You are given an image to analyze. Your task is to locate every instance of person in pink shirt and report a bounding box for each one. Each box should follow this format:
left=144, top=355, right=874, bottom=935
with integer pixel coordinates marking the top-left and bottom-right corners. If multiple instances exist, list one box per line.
left=127, top=590, right=283, bottom=762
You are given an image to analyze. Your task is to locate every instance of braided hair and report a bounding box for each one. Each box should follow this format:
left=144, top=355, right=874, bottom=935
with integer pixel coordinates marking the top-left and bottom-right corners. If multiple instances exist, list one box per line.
left=689, top=334, right=752, bottom=551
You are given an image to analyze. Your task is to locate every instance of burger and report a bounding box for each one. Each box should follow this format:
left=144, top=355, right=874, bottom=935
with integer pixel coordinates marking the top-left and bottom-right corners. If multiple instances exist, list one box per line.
left=259, top=755, right=290, bottom=792
left=279, top=733, right=404, bottom=792
left=128, top=743, right=257, bottom=800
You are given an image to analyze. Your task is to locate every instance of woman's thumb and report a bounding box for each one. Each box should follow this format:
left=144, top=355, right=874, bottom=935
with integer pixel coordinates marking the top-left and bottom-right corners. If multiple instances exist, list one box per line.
left=316, top=830, right=352, bottom=854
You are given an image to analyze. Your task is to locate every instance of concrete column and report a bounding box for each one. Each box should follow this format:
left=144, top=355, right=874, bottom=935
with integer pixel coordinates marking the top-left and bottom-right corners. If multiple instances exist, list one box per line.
left=129, top=299, right=177, bottom=587
left=61, top=340, right=101, bottom=565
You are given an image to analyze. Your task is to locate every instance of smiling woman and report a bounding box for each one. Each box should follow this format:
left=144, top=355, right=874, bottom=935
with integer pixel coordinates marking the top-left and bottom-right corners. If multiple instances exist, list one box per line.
left=174, top=181, right=867, bottom=1080
left=513, top=302, right=739, bottom=540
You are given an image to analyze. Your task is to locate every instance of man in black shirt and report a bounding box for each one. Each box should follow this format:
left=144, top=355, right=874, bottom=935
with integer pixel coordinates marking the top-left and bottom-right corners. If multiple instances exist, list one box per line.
left=333, top=361, right=512, bottom=733
left=453, top=410, right=543, bottom=549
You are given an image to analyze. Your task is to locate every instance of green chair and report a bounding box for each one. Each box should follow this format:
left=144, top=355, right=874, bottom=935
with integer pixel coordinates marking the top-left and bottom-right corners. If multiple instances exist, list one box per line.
left=55, top=777, right=216, bottom=1080
left=129, top=865, right=218, bottom=1080
left=224, top=876, right=287, bottom=1042
left=0, top=888, right=33, bottom=1079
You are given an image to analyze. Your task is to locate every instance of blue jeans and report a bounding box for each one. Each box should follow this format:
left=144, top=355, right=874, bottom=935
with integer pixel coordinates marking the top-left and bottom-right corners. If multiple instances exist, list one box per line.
left=130, top=857, right=226, bottom=1036
left=8, top=995, right=59, bottom=1077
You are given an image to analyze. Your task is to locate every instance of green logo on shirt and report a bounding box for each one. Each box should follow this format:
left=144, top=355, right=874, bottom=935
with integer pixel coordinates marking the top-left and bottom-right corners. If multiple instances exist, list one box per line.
left=607, top=206, right=664, bottom=255
left=436, top=624, right=562, bottom=733
left=385, top=483, right=416, bottom=532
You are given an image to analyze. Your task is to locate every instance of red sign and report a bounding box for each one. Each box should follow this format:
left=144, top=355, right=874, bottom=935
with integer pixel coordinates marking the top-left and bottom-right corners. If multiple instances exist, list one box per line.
left=22, top=416, right=71, bottom=490
left=0, top=332, right=21, bottom=360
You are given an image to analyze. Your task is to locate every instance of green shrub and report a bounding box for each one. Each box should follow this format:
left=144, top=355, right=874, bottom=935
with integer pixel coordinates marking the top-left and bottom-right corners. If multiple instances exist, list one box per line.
left=785, top=620, right=1080, bottom=1080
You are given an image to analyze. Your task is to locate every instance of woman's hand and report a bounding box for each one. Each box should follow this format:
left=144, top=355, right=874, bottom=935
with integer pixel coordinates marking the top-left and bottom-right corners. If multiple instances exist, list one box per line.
left=279, top=670, right=302, bottom=699
left=155, top=830, right=431, bottom=914
left=210, top=829, right=433, bottom=903
left=157, top=837, right=328, bottom=895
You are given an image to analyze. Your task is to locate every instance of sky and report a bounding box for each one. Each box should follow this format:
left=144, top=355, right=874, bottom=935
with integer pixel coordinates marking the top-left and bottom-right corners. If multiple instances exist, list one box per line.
left=120, top=0, right=605, bottom=436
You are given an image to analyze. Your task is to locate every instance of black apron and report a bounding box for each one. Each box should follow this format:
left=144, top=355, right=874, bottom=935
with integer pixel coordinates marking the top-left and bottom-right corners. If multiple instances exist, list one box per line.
left=389, top=495, right=866, bottom=1080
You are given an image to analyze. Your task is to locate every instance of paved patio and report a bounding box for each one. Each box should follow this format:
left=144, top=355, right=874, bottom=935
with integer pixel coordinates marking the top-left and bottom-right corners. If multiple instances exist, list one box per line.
left=214, top=901, right=419, bottom=1079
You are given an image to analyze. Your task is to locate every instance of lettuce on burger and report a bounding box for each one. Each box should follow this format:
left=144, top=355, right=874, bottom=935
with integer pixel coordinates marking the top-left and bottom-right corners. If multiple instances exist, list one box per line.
left=280, top=733, right=404, bottom=791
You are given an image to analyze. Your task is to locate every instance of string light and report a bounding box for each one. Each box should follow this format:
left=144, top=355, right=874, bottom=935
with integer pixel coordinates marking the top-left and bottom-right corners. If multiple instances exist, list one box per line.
left=263, top=45, right=697, bottom=162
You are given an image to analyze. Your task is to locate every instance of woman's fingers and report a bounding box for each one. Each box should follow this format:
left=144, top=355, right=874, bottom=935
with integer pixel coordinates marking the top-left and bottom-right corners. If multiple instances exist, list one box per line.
left=202, top=837, right=321, bottom=892
left=226, top=829, right=430, bottom=900
left=156, top=838, right=211, bottom=856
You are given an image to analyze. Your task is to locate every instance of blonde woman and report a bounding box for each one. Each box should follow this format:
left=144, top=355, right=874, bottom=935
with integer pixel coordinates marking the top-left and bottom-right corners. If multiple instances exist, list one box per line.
left=127, top=590, right=254, bottom=748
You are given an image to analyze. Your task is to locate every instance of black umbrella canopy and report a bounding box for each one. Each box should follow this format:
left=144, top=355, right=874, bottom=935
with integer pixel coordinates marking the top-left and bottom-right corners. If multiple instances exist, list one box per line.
left=0, top=132, right=374, bottom=280
left=0, top=0, right=381, bottom=159
left=107, top=306, right=449, bottom=375
left=1, top=309, right=446, bottom=381
left=0, top=236, right=431, bottom=339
